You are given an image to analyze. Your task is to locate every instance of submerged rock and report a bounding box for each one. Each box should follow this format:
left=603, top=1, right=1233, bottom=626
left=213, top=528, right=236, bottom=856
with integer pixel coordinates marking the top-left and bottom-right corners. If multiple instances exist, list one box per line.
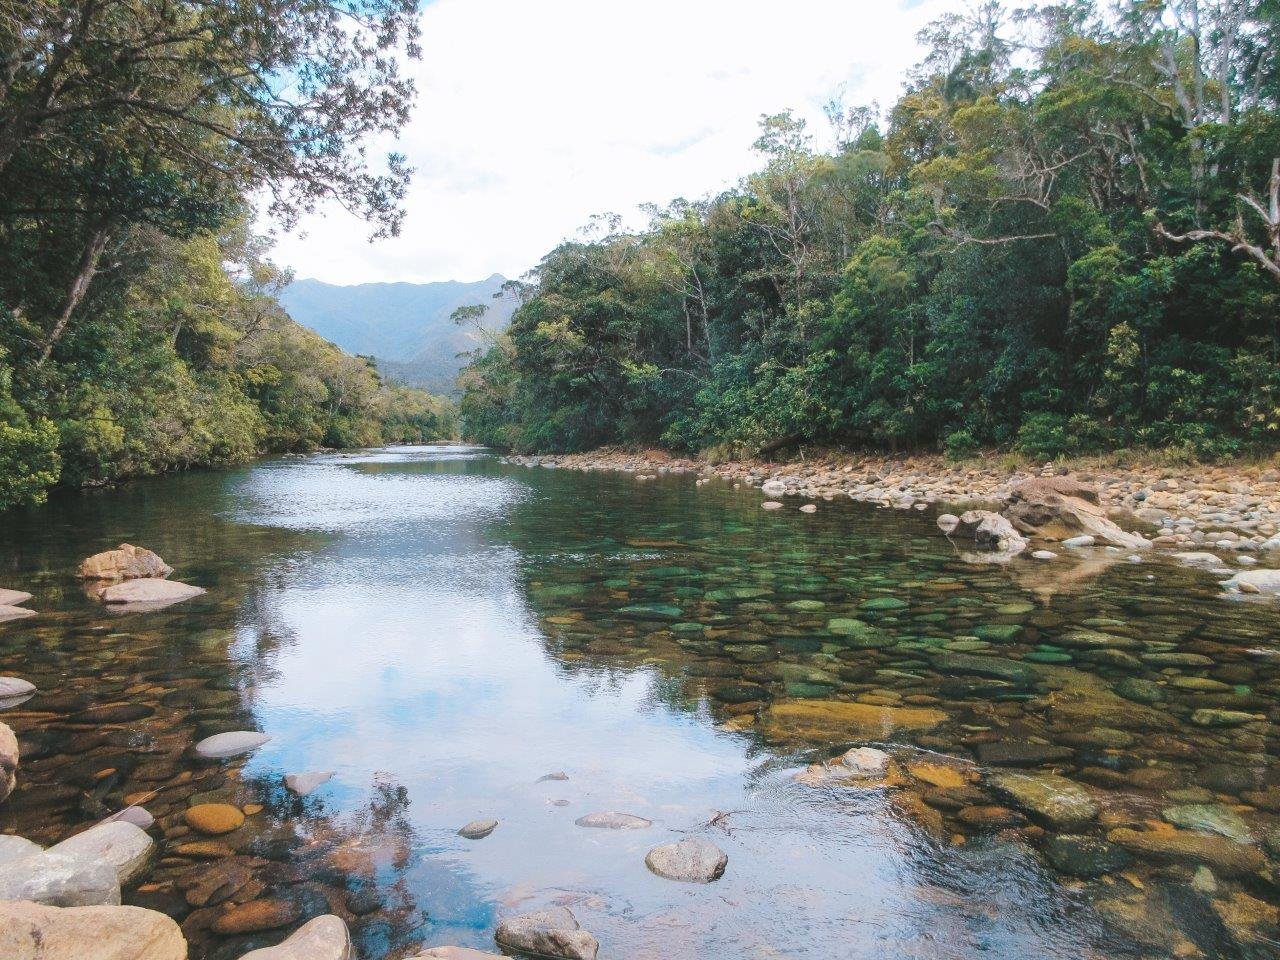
left=0, top=901, right=185, bottom=960
left=575, top=811, right=652, bottom=829
left=645, top=836, right=728, bottom=883
left=184, top=802, right=244, bottom=835
left=1108, top=827, right=1265, bottom=876
left=239, top=914, right=351, bottom=959
left=988, top=772, right=1099, bottom=830
left=1162, top=804, right=1253, bottom=843
left=79, top=544, right=173, bottom=581
left=194, top=730, right=270, bottom=759
left=458, top=819, right=498, bottom=839
left=96, top=578, right=204, bottom=609
left=285, top=770, right=333, bottom=796
left=1042, top=835, right=1131, bottom=877
left=495, top=907, right=599, bottom=960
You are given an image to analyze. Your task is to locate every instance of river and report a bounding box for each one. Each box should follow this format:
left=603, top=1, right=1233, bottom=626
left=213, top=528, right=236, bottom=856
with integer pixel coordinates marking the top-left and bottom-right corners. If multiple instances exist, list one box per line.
left=0, top=444, right=1277, bottom=959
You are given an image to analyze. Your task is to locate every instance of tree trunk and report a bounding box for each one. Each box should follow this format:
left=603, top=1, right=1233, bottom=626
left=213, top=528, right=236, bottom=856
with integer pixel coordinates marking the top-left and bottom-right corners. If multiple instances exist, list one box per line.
left=35, top=223, right=112, bottom=368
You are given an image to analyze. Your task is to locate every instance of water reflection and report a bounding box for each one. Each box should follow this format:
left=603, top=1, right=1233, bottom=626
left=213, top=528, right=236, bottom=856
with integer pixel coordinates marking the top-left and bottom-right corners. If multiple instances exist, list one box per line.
left=0, top=446, right=1276, bottom=958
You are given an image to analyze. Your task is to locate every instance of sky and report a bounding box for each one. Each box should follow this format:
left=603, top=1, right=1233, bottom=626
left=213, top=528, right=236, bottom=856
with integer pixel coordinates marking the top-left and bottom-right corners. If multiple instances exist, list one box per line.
left=270, top=0, right=960, bottom=286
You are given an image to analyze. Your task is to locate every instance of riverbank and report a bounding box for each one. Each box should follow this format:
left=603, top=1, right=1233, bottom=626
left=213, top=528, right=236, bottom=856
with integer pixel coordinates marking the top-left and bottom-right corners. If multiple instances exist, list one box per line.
left=505, top=447, right=1280, bottom=553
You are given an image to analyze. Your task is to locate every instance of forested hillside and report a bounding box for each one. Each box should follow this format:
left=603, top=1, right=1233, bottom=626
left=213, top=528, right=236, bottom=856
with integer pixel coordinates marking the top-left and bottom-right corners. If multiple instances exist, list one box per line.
left=281, top=274, right=516, bottom=394
left=0, top=0, right=453, bottom=512
left=461, top=0, right=1280, bottom=462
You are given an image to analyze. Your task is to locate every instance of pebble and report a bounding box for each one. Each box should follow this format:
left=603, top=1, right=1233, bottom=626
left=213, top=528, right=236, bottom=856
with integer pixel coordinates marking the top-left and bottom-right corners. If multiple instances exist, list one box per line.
left=458, top=819, right=498, bottom=840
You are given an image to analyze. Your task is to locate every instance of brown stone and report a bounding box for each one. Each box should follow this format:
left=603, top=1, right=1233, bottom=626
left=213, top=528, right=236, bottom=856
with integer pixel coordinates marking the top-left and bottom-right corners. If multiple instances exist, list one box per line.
left=1107, top=827, right=1266, bottom=877
left=80, top=544, right=173, bottom=581
left=210, top=898, right=300, bottom=934
left=956, top=805, right=1026, bottom=830
left=1004, top=477, right=1147, bottom=548
left=184, top=803, right=244, bottom=835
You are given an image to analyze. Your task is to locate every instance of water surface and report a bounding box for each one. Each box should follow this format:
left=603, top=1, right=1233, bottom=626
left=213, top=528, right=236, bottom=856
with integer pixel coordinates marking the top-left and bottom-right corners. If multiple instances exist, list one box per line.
left=1, top=446, right=1277, bottom=959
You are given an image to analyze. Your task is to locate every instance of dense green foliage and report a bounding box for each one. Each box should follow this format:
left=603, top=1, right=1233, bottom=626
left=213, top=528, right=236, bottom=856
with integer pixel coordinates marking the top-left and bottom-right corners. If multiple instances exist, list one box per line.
left=462, top=0, right=1280, bottom=462
left=0, top=0, right=453, bottom=511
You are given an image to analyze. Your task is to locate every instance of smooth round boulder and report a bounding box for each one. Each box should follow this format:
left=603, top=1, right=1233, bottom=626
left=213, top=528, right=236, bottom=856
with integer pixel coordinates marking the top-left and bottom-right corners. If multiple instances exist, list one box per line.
left=0, top=677, right=35, bottom=699
left=194, top=730, right=270, bottom=759
left=574, top=811, right=652, bottom=830
left=494, top=907, right=598, bottom=960
left=644, top=836, right=728, bottom=883
left=97, top=578, right=204, bottom=609
left=238, top=914, right=351, bottom=960
left=185, top=803, right=245, bottom=835
left=0, top=589, right=33, bottom=606
left=458, top=819, right=498, bottom=840
left=0, top=901, right=184, bottom=960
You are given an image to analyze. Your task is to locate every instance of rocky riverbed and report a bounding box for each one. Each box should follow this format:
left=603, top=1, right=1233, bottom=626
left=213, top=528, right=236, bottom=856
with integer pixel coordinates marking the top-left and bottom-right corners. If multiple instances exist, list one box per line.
left=506, top=447, right=1280, bottom=554
left=4, top=445, right=1280, bottom=960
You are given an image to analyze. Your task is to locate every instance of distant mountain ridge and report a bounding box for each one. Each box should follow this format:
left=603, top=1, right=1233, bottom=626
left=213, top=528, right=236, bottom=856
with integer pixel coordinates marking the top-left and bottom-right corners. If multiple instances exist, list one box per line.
left=280, top=274, right=515, bottom=394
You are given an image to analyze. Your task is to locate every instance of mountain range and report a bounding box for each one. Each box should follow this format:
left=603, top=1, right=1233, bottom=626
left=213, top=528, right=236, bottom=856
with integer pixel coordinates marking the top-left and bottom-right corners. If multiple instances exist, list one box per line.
left=280, top=274, right=516, bottom=394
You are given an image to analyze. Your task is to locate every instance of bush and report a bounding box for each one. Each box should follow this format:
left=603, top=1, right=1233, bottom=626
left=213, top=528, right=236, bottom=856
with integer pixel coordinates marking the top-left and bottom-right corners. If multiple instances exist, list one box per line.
left=942, top=428, right=979, bottom=459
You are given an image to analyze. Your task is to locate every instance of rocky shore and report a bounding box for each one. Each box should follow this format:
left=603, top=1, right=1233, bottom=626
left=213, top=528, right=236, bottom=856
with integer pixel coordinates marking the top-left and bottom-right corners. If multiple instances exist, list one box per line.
left=506, top=447, right=1280, bottom=556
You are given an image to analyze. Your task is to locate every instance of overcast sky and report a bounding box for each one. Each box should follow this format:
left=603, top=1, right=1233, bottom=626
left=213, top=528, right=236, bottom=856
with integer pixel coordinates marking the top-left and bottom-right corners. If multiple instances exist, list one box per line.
left=271, top=0, right=959, bottom=286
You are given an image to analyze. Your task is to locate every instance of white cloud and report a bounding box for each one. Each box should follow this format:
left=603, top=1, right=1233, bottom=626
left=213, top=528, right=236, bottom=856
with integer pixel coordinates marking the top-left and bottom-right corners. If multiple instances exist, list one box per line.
left=270, top=0, right=960, bottom=285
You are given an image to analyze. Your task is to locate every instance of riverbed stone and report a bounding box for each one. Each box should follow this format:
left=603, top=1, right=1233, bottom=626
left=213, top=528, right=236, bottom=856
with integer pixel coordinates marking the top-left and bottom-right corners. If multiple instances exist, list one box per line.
left=194, top=730, right=270, bottom=759
left=211, top=898, right=302, bottom=934
left=0, top=604, right=36, bottom=623
left=988, top=772, right=1099, bottom=830
left=414, top=949, right=505, bottom=960
left=0, top=901, right=184, bottom=960
left=458, top=819, right=498, bottom=839
left=1108, top=827, right=1265, bottom=876
left=644, top=836, right=728, bottom=883
left=928, top=651, right=1035, bottom=685
left=759, top=699, right=946, bottom=740
left=1162, top=804, right=1253, bottom=843
left=575, top=811, right=652, bottom=829
left=0, top=676, right=36, bottom=699
left=238, top=914, right=351, bottom=959
left=1005, top=477, right=1147, bottom=548
left=974, top=741, right=1073, bottom=767
left=48, top=820, right=154, bottom=885
left=0, top=588, right=32, bottom=606
left=0, top=851, right=120, bottom=906
left=494, top=907, right=599, bottom=960
left=1043, top=835, right=1132, bottom=877
left=185, top=802, right=245, bottom=835
left=97, top=578, right=204, bottom=608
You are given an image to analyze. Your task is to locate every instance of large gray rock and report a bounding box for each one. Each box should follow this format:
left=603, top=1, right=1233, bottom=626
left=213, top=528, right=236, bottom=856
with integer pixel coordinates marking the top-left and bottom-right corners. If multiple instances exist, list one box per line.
left=0, top=719, right=17, bottom=802
left=574, top=811, right=653, bottom=830
left=951, top=510, right=1028, bottom=558
left=0, top=589, right=32, bottom=606
left=644, top=836, right=728, bottom=883
left=0, top=835, right=42, bottom=864
left=194, top=730, right=270, bottom=759
left=239, top=915, right=351, bottom=960
left=494, top=907, right=598, bottom=960
left=48, top=820, right=154, bottom=885
left=79, top=544, right=172, bottom=581
left=0, top=901, right=184, bottom=960
left=1005, top=477, right=1149, bottom=548
left=0, top=851, right=121, bottom=906
left=97, top=578, right=204, bottom=610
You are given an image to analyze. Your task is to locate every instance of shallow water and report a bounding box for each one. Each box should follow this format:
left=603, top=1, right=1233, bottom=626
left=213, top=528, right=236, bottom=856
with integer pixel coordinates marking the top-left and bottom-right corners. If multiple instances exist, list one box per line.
left=1, top=445, right=1278, bottom=959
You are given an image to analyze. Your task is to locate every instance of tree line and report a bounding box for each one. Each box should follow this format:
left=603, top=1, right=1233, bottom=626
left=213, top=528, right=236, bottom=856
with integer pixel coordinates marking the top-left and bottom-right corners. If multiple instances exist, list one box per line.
left=0, top=0, right=453, bottom=512
left=460, top=0, right=1280, bottom=464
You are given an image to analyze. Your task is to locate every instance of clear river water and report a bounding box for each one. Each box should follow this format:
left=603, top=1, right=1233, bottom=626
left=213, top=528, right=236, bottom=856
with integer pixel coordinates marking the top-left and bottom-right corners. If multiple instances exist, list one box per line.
left=1, top=445, right=1278, bottom=959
